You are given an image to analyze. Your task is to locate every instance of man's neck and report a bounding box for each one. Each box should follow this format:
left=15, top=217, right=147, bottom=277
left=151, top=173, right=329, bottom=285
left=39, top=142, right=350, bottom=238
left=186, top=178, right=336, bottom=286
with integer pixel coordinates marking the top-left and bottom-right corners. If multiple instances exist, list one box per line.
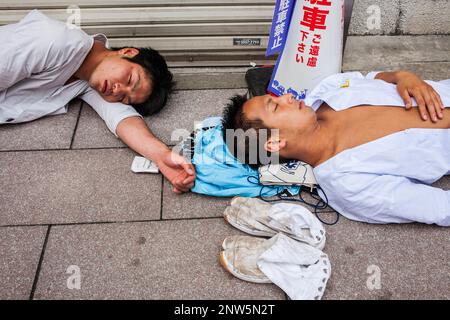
left=286, top=113, right=337, bottom=167
left=73, top=41, right=111, bottom=81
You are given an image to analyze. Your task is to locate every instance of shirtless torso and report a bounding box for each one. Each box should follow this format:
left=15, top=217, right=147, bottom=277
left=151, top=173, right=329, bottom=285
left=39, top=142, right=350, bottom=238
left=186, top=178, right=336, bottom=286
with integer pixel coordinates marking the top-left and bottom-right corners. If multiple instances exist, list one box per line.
left=315, top=103, right=450, bottom=166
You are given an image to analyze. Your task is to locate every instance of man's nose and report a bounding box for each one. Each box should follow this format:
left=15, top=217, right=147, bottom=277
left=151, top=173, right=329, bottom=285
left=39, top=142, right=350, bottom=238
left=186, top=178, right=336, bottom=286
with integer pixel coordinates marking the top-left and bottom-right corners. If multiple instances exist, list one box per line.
left=282, top=93, right=295, bottom=104
left=288, top=94, right=294, bottom=103
left=114, top=83, right=132, bottom=96
left=112, top=83, right=120, bottom=94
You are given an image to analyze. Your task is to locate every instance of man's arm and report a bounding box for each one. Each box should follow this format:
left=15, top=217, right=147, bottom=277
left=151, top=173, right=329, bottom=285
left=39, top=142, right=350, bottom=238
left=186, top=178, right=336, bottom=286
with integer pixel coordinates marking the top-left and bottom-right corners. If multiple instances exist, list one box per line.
left=374, top=70, right=444, bottom=122
left=79, top=88, right=195, bottom=193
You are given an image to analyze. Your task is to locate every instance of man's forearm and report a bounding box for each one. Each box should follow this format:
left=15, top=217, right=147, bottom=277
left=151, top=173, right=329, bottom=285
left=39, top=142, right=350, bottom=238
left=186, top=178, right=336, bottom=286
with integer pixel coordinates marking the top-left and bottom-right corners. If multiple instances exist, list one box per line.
left=116, top=116, right=169, bottom=163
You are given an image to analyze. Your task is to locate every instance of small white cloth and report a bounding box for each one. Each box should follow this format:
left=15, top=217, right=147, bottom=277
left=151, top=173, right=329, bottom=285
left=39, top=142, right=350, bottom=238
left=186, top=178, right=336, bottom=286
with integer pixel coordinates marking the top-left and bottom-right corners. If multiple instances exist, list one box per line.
left=257, top=233, right=331, bottom=300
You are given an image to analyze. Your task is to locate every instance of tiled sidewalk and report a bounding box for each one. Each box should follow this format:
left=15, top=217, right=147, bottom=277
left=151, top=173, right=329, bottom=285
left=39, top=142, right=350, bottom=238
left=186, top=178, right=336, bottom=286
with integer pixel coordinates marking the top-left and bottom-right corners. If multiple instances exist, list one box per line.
left=1, top=36, right=450, bottom=300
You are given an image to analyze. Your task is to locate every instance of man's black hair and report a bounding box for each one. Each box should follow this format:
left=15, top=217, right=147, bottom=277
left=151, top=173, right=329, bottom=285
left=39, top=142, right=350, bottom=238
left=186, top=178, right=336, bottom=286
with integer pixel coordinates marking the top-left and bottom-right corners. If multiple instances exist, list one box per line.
left=116, top=47, right=175, bottom=116
left=222, top=94, right=277, bottom=168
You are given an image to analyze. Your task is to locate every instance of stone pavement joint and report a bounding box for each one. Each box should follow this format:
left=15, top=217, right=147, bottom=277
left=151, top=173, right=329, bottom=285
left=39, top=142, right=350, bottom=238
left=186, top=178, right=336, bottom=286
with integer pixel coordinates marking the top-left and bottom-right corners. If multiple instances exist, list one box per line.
left=29, top=226, right=51, bottom=300
left=69, top=101, right=83, bottom=150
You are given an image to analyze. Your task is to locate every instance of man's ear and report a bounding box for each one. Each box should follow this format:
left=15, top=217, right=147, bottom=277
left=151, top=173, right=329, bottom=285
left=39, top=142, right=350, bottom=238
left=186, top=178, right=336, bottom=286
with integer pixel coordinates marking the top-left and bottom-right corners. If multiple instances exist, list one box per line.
left=264, top=137, right=287, bottom=153
left=117, top=47, right=139, bottom=58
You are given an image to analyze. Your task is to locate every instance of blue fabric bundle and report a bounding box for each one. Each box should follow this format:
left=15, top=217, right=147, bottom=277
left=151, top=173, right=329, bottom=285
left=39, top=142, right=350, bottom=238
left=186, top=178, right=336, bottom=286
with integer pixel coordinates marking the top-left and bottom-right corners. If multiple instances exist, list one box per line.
left=191, top=117, right=300, bottom=197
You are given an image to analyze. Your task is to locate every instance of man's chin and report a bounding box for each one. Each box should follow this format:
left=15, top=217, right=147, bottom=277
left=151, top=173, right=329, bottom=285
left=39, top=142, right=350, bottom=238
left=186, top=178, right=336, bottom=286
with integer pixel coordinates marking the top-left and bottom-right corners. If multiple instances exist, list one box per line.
left=87, top=78, right=100, bottom=92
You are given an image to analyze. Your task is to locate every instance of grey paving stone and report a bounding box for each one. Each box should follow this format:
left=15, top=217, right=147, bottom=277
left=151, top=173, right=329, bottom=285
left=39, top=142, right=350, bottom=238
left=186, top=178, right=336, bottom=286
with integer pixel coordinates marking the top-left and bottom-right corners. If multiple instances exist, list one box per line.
left=431, top=175, right=450, bottom=190
left=72, top=89, right=246, bottom=148
left=349, top=0, right=400, bottom=35
left=322, top=216, right=450, bottom=299
left=162, top=178, right=231, bottom=219
left=0, top=226, right=47, bottom=300
left=0, top=100, right=81, bottom=151
left=0, top=149, right=161, bottom=226
left=400, top=0, right=450, bottom=35
left=71, top=102, right=126, bottom=149
left=33, top=220, right=285, bottom=300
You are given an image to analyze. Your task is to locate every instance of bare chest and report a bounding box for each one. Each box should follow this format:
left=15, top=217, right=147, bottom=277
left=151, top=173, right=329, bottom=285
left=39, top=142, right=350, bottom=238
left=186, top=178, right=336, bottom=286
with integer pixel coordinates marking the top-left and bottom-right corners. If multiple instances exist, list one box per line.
left=321, top=104, right=450, bottom=160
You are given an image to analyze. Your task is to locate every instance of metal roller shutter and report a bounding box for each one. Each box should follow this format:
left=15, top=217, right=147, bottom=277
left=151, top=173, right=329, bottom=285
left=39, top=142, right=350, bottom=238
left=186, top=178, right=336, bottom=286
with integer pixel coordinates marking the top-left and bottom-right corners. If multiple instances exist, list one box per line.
left=0, top=0, right=277, bottom=67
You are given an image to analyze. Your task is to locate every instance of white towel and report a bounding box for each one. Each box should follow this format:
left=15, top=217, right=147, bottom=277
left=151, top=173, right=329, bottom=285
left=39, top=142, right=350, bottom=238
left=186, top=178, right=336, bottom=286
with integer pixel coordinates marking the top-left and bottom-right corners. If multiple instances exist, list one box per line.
left=257, top=233, right=331, bottom=300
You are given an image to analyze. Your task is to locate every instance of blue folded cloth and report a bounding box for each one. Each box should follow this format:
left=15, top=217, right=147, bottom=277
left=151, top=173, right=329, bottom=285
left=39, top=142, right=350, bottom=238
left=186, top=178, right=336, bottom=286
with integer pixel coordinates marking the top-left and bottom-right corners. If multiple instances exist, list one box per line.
left=191, top=117, right=300, bottom=197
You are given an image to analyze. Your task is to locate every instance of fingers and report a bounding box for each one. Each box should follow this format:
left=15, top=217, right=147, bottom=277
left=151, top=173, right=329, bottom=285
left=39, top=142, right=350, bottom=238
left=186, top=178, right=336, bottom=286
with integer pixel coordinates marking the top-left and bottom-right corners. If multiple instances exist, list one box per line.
left=171, top=171, right=195, bottom=194
left=172, top=183, right=189, bottom=193
left=182, top=175, right=195, bottom=186
left=430, top=89, right=445, bottom=116
left=421, top=90, right=439, bottom=122
left=432, top=91, right=445, bottom=110
left=410, top=87, right=438, bottom=122
left=172, top=187, right=183, bottom=194
left=430, top=91, right=444, bottom=119
left=168, top=152, right=196, bottom=177
left=409, top=84, right=447, bottom=122
left=180, top=162, right=196, bottom=177
left=172, top=181, right=191, bottom=193
left=400, top=89, right=412, bottom=109
left=435, top=91, right=445, bottom=109
left=414, top=91, right=429, bottom=121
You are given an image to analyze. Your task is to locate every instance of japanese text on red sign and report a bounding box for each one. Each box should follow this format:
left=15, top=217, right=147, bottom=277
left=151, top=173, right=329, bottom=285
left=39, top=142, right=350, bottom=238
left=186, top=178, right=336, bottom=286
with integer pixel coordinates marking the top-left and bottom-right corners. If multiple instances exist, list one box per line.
left=296, top=0, right=331, bottom=68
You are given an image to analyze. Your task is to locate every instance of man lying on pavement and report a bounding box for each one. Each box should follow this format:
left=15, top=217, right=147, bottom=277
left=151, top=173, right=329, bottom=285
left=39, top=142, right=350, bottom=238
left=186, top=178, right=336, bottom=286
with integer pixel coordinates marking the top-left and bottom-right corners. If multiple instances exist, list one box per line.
left=0, top=10, right=195, bottom=193
left=222, top=70, right=450, bottom=226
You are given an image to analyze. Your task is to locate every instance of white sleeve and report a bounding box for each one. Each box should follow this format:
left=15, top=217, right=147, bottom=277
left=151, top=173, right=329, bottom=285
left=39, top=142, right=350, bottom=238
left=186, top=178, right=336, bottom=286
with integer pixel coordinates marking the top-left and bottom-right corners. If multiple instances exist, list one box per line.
left=0, top=48, right=32, bottom=91
left=330, top=173, right=450, bottom=226
left=0, top=67, right=29, bottom=92
left=365, top=71, right=382, bottom=80
left=79, top=88, right=142, bottom=137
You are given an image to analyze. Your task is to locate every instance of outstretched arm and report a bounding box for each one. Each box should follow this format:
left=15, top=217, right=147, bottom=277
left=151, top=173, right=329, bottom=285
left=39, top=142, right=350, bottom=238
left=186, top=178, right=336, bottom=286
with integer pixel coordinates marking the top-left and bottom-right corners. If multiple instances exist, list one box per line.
left=374, top=71, right=444, bottom=122
left=79, top=88, right=195, bottom=193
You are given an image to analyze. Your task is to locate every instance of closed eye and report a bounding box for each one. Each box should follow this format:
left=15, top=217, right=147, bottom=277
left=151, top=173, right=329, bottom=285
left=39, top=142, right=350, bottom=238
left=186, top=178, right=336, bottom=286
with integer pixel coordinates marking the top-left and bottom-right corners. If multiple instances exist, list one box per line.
left=270, top=101, right=278, bottom=112
left=266, top=97, right=278, bottom=112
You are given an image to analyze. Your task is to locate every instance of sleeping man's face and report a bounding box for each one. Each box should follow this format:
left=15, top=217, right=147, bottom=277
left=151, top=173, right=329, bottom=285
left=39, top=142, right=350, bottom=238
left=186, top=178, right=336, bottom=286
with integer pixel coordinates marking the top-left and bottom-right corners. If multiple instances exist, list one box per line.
left=88, top=49, right=153, bottom=105
left=242, top=93, right=318, bottom=142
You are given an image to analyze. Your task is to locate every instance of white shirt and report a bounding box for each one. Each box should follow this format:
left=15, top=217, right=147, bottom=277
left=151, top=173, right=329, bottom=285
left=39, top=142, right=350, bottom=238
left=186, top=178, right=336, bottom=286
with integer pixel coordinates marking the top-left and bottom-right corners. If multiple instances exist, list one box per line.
left=0, top=10, right=141, bottom=136
left=308, top=72, right=450, bottom=226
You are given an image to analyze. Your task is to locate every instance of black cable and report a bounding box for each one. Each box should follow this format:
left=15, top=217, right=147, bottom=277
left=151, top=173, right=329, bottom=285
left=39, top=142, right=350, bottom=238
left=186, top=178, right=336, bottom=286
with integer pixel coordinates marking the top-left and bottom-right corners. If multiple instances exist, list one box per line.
left=246, top=175, right=340, bottom=226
